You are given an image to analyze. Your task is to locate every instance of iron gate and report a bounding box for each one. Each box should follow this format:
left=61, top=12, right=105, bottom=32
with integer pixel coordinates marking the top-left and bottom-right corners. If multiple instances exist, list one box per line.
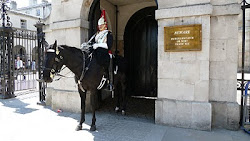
left=0, top=0, right=46, bottom=102
left=243, top=82, right=250, bottom=133
left=13, top=28, right=38, bottom=92
left=238, top=0, right=250, bottom=132
left=35, top=21, right=46, bottom=105
left=0, top=0, right=15, bottom=99
left=0, top=27, right=15, bottom=99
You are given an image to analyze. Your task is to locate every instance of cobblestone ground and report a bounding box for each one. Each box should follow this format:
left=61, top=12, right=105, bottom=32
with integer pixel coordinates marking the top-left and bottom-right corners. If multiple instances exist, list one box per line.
left=0, top=92, right=249, bottom=141
left=98, top=96, right=155, bottom=121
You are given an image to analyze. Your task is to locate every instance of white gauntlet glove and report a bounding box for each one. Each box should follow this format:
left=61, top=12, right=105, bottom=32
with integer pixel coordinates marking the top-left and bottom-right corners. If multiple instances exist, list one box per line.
left=80, top=42, right=87, bottom=49
left=93, top=43, right=98, bottom=49
left=93, top=43, right=108, bottom=49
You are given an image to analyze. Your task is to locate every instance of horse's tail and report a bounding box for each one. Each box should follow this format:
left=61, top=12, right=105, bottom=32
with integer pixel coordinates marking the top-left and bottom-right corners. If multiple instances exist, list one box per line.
left=114, top=55, right=127, bottom=74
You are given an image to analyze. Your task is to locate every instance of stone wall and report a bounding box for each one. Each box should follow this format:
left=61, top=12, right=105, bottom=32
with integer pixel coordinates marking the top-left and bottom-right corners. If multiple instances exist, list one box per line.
left=209, top=1, right=240, bottom=129
left=156, top=2, right=212, bottom=130
left=155, top=0, right=240, bottom=130
left=43, top=0, right=91, bottom=112
left=43, top=0, right=156, bottom=113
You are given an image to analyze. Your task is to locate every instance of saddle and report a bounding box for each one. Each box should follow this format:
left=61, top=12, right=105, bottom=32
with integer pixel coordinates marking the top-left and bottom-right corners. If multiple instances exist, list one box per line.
left=80, top=43, right=116, bottom=93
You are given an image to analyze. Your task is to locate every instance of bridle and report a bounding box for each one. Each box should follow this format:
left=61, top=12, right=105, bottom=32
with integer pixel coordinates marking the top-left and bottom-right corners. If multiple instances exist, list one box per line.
left=44, top=48, right=64, bottom=79
left=44, top=46, right=93, bottom=85
left=43, top=44, right=95, bottom=93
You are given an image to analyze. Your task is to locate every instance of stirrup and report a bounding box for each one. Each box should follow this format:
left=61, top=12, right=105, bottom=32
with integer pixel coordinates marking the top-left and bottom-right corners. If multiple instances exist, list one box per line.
left=97, top=75, right=107, bottom=90
left=108, top=84, right=114, bottom=91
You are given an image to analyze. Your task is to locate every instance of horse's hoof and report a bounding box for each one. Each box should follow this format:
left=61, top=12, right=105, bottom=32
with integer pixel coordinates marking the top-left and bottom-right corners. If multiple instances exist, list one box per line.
left=90, top=125, right=96, bottom=131
left=75, top=125, right=82, bottom=131
left=115, top=107, right=119, bottom=113
left=122, top=110, right=126, bottom=115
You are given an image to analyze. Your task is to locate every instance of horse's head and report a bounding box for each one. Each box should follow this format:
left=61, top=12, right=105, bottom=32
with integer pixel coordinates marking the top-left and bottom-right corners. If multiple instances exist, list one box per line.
left=42, top=40, right=64, bottom=83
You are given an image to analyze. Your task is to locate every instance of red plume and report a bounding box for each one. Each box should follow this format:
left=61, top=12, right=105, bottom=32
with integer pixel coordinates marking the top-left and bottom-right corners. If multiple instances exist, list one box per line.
left=101, top=10, right=106, bottom=23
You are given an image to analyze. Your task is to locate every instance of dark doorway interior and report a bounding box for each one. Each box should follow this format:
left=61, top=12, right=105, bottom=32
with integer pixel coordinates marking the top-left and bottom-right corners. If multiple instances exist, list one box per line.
left=88, top=0, right=101, bottom=38
left=88, top=3, right=157, bottom=120
left=124, top=7, right=158, bottom=97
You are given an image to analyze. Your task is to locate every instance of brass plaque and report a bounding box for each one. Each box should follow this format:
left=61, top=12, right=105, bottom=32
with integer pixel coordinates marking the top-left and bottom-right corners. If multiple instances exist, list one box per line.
left=164, top=24, right=202, bottom=52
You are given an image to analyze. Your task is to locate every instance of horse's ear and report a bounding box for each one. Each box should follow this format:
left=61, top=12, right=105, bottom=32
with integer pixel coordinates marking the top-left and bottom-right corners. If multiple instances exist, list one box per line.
left=53, top=40, right=57, bottom=49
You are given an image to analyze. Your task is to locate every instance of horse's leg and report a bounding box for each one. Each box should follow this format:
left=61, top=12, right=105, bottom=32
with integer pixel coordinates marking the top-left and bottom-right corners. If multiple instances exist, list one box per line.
left=114, top=83, right=121, bottom=113
left=90, top=90, right=97, bottom=131
left=121, top=82, right=127, bottom=115
left=75, top=88, right=86, bottom=131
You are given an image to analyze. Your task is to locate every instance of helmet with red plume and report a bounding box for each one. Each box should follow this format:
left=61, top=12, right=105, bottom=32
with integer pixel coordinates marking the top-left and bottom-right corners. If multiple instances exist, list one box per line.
left=98, top=10, right=107, bottom=26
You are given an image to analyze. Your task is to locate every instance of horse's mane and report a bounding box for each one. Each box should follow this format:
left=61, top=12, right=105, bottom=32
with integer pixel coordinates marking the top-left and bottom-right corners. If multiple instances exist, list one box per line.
left=59, top=45, right=83, bottom=57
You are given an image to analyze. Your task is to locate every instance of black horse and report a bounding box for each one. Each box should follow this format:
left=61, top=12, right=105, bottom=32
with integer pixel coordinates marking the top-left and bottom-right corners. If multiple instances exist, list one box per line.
left=42, top=41, right=126, bottom=131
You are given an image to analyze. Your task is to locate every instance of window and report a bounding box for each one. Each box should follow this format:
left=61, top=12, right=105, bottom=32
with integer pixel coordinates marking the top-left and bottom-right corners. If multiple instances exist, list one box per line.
left=36, top=9, right=40, bottom=16
left=20, top=19, right=27, bottom=29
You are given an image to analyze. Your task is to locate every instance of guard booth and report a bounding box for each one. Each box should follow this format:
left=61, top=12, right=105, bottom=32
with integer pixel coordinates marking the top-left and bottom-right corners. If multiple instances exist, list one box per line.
left=44, top=0, right=241, bottom=131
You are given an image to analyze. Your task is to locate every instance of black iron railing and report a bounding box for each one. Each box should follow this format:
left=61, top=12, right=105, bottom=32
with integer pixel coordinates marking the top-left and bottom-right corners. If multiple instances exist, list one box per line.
left=240, top=0, right=250, bottom=127
left=0, top=0, right=14, bottom=99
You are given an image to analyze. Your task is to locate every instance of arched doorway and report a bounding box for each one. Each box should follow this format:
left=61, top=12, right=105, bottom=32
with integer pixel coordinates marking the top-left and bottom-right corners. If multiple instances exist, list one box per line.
left=14, top=45, right=26, bottom=60
left=124, top=7, right=158, bottom=97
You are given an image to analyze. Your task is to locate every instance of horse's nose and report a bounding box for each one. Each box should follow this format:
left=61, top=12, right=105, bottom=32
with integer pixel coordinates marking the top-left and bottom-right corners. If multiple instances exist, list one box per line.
left=43, top=77, right=53, bottom=83
left=36, top=78, right=45, bottom=82
left=41, top=69, right=53, bottom=83
left=37, top=76, right=53, bottom=83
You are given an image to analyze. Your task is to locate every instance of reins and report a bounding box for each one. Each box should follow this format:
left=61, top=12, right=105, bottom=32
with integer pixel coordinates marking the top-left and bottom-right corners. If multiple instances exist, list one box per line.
left=77, top=51, right=93, bottom=92
left=53, top=51, right=93, bottom=84
left=44, top=44, right=94, bottom=92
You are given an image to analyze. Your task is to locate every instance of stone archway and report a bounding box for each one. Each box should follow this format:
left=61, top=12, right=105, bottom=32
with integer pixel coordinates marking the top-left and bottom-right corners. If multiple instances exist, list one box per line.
left=14, top=45, right=26, bottom=60
left=124, top=6, right=158, bottom=97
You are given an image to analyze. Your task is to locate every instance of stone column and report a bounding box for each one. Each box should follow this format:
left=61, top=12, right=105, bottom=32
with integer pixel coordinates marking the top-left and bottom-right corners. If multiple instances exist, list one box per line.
left=44, top=0, right=91, bottom=112
left=209, top=1, right=240, bottom=130
left=155, top=0, right=240, bottom=130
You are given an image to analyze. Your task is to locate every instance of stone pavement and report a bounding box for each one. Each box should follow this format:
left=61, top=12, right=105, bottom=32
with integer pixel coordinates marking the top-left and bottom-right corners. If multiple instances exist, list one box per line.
left=0, top=92, right=249, bottom=141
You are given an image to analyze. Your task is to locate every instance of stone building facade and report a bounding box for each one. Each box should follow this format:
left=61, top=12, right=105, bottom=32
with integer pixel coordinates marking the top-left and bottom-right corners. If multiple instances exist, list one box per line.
left=3, top=0, right=52, bottom=65
left=11, top=0, right=51, bottom=19
left=44, top=0, right=241, bottom=131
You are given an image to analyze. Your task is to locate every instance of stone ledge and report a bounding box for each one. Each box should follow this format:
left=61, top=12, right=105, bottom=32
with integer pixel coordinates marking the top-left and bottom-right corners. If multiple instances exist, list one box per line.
left=211, top=101, right=240, bottom=130
left=155, top=4, right=213, bottom=20
left=155, top=98, right=212, bottom=131
left=51, top=18, right=89, bottom=30
left=46, top=87, right=91, bottom=113
left=212, top=3, right=240, bottom=16
left=155, top=3, right=240, bottom=20
left=45, top=87, right=110, bottom=113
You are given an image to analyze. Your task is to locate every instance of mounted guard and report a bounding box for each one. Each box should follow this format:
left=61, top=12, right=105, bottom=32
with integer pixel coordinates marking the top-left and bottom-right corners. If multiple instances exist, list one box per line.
left=39, top=9, right=127, bottom=132
left=81, top=10, right=114, bottom=93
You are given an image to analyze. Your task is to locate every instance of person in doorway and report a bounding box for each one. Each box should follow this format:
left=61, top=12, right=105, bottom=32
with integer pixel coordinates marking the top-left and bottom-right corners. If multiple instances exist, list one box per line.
left=32, top=60, right=36, bottom=71
left=27, top=59, right=31, bottom=69
left=16, top=56, right=25, bottom=80
left=22, top=61, right=26, bottom=80
left=16, top=56, right=23, bottom=70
